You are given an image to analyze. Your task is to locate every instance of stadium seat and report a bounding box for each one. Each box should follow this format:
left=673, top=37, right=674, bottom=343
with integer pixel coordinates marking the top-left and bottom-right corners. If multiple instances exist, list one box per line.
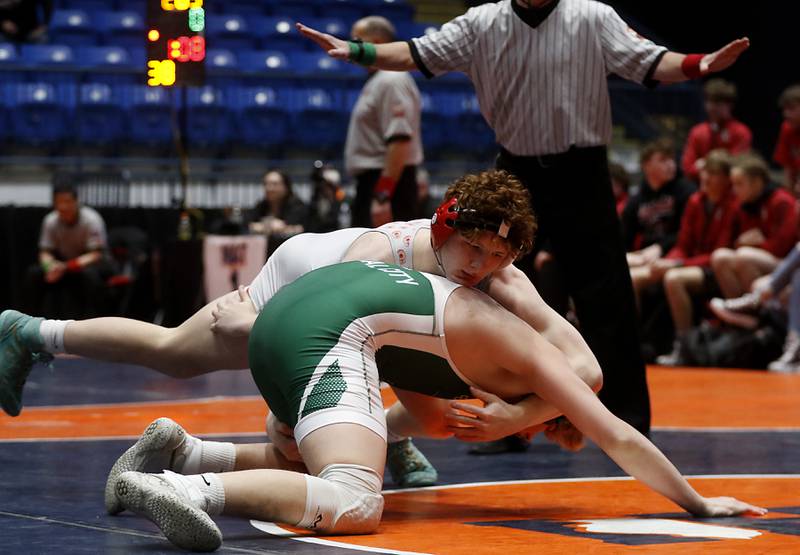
left=234, top=86, right=290, bottom=148
left=0, top=43, right=23, bottom=85
left=288, top=88, right=348, bottom=150
left=206, top=14, right=256, bottom=52
left=447, top=93, right=495, bottom=154
left=50, top=10, right=96, bottom=47
left=95, top=11, right=145, bottom=50
left=395, top=21, right=439, bottom=40
left=303, top=17, right=349, bottom=39
left=366, top=0, right=415, bottom=24
left=19, top=44, right=78, bottom=85
left=217, top=0, right=268, bottom=17
left=59, top=0, right=108, bottom=11
left=313, top=0, right=364, bottom=25
left=290, top=51, right=354, bottom=76
left=76, top=83, right=126, bottom=146
left=123, top=85, right=175, bottom=147
left=75, top=46, right=137, bottom=85
left=419, top=91, right=447, bottom=154
left=206, top=49, right=241, bottom=87
left=273, top=1, right=317, bottom=22
left=9, top=83, right=73, bottom=146
left=0, top=84, right=10, bottom=143
left=185, top=86, right=232, bottom=148
left=256, top=16, right=307, bottom=52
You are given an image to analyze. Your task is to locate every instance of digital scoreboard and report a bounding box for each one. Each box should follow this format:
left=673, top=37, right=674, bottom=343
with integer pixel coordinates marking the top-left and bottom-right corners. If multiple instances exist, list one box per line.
left=146, top=0, right=206, bottom=87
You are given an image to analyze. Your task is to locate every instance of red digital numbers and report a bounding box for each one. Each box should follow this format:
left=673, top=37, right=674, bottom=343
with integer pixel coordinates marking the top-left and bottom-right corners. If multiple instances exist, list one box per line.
left=167, top=36, right=205, bottom=62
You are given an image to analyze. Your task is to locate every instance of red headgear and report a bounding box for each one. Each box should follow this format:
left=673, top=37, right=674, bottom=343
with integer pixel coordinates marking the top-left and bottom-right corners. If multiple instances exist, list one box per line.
left=430, top=197, right=510, bottom=250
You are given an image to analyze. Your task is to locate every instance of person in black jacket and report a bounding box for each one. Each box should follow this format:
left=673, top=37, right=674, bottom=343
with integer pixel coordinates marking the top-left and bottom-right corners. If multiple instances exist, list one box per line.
left=621, top=138, right=696, bottom=307
left=248, top=170, right=307, bottom=257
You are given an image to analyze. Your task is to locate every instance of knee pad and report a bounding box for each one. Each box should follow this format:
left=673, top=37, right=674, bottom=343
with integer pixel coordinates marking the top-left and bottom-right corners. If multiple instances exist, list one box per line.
left=297, top=464, right=384, bottom=534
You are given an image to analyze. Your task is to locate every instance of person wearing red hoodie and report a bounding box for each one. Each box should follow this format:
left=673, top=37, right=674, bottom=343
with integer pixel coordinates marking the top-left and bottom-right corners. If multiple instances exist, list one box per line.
left=711, top=153, right=798, bottom=299
left=653, top=150, right=739, bottom=365
left=773, top=84, right=800, bottom=193
left=681, top=79, right=752, bottom=182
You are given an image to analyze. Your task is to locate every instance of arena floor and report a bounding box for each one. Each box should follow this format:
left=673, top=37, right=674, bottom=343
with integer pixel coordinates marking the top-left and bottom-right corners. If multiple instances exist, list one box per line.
left=1, top=359, right=799, bottom=554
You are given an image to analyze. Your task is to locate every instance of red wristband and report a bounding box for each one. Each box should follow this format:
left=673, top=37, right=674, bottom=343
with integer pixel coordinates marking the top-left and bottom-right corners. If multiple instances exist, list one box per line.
left=373, top=175, right=396, bottom=199
left=681, top=53, right=706, bottom=79
left=66, top=259, right=81, bottom=272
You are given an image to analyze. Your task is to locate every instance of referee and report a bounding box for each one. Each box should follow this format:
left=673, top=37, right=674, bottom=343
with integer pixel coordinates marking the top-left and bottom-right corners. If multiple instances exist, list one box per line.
left=298, top=0, right=749, bottom=435
left=345, top=16, right=423, bottom=228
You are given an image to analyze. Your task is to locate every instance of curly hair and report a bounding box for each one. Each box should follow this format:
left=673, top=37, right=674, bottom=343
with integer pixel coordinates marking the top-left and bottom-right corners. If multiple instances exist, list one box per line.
left=443, top=170, right=536, bottom=256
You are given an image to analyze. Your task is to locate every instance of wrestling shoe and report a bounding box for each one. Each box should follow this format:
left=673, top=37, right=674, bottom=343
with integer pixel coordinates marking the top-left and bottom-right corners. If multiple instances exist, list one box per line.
left=115, top=471, right=222, bottom=552
left=709, top=293, right=761, bottom=330
left=655, top=340, right=683, bottom=366
left=105, top=417, right=189, bottom=515
left=768, top=331, right=800, bottom=373
left=386, top=438, right=438, bottom=487
left=0, top=310, right=51, bottom=417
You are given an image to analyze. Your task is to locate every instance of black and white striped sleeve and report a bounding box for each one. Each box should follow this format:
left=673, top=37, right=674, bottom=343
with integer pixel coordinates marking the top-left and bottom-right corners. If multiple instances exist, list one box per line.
left=409, top=7, right=480, bottom=78
left=597, top=5, right=667, bottom=84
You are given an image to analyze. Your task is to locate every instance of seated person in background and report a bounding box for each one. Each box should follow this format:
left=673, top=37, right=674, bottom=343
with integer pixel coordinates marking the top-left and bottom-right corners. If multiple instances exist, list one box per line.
left=653, top=150, right=739, bottom=365
left=681, top=79, right=752, bottom=183
left=306, top=161, right=344, bottom=233
left=773, top=84, right=800, bottom=193
left=0, top=0, right=51, bottom=43
left=609, top=161, right=631, bottom=216
left=711, top=153, right=798, bottom=299
left=248, top=169, right=307, bottom=256
left=711, top=242, right=800, bottom=373
left=621, top=138, right=696, bottom=307
left=26, top=183, right=111, bottom=320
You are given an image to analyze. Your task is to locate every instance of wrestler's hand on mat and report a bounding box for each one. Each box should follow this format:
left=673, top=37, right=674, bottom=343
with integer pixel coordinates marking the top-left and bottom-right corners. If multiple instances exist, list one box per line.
left=295, top=22, right=350, bottom=60
left=694, top=496, right=767, bottom=517
left=702, top=37, right=750, bottom=74
left=445, top=387, right=532, bottom=442
left=267, top=411, right=302, bottom=462
left=210, top=285, right=258, bottom=336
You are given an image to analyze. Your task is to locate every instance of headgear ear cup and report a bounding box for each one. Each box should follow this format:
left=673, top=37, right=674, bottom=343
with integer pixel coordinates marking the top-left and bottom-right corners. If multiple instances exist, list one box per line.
left=430, top=197, right=460, bottom=249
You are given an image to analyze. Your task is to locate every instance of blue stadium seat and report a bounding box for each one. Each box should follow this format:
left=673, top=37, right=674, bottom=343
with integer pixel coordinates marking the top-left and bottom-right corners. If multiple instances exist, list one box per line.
left=304, top=17, right=348, bottom=39
left=289, top=51, right=355, bottom=77
left=123, top=85, right=175, bottom=147
left=447, top=93, right=495, bottom=154
left=419, top=91, right=446, bottom=154
left=186, top=86, right=232, bottom=148
left=395, top=21, right=439, bottom=40
left=59, top=0, right=109, bottom=11
left=313, top=0, right=364, bottom=26
left=257, top=16, right=307, bottom=52
left=75, top=46, right=137, bottom=85
left=50, top=10, right=96, bottom=47
left=234, top=86, right=290, bottom=148
left=95, top=11, right=145, bottom=50
left=0, top=84, right=10, bottom=143
left=239, top=49, right=290, bottom=73
left=76, top=83, right=126, bottom=146
left=288, top=88, right=348, bottom=150
left=218, top=0, right=268, bottom=16
left=9, top=83, right=73, bottom=146
left=366, top=0, right=415, bottom=23
left=206, top=14, right=256, bottom=52
left=20, top=44, right=78, bottom=85
left=0, top=43, right=23, bottom=85
left=206, top=49, right=240, bottom=86
left=273, top=1, right=317, bottom=22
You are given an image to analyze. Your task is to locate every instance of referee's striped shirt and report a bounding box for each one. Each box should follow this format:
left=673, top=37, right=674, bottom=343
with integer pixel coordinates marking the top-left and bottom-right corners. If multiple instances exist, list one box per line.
left=409, top=0, right=667, bottom=156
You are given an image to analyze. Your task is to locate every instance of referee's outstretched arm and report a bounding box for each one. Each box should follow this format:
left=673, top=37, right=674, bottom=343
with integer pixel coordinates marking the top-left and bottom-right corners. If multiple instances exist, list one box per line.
left=296, top=22, right=416, bottom=71
left=296, top=21, right=749, bottom=84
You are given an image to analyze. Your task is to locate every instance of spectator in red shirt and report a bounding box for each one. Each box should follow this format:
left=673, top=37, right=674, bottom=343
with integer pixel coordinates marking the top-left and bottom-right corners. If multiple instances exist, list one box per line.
left=773, top=84, right=800, bottom=193
left=652, top=150, right=738, bottom=365
left=711, top=153, right=799, bottom=298
left=681, top=79, right=752, bottom=182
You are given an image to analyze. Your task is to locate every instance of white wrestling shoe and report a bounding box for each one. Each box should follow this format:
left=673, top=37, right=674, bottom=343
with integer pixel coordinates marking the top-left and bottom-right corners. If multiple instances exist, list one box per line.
left=115, top=471, right=222, bottom=552
left=105, top=417, right=189, bottom=515
left=768, top=331, right=800, bottom=373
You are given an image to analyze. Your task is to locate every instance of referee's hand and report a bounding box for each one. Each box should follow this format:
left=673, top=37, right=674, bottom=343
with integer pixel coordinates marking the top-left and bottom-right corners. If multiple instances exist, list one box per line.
left=703, top=37, right=750, bottom=74
left=296, top=22, right=350, bottom=60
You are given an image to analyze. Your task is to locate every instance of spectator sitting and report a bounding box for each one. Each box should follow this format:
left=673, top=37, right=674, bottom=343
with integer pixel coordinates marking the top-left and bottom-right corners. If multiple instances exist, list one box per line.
left=710, top=243, right=800, bottom=373
left=773, top=84, right=800, bottom=193
left=306, top=162, right=344, bottom=233
left=26, top=182, right=112, bottom=319
left=609, top=161, right=631, bottom=216
left=681, top=78, right=752, bottom=182
left=0, top=0, right=51, bottom=43
left=248, top=169, right=307, bottom=257
left=653, top=150, right=739, bottom=365
left=710, top=153, right=798, bottom=300
left=622, top=138, right=696, bottom=307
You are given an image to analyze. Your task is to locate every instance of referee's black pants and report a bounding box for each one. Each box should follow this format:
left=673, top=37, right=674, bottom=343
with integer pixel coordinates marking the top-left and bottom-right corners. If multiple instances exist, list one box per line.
left=497, top=145, right=651, bottom=434
left=351, top=166, right=418, bottom=228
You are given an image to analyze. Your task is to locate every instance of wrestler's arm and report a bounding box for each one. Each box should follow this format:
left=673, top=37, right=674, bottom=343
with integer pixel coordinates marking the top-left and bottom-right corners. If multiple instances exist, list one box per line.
left=485, top=310, right=765, bottom=517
